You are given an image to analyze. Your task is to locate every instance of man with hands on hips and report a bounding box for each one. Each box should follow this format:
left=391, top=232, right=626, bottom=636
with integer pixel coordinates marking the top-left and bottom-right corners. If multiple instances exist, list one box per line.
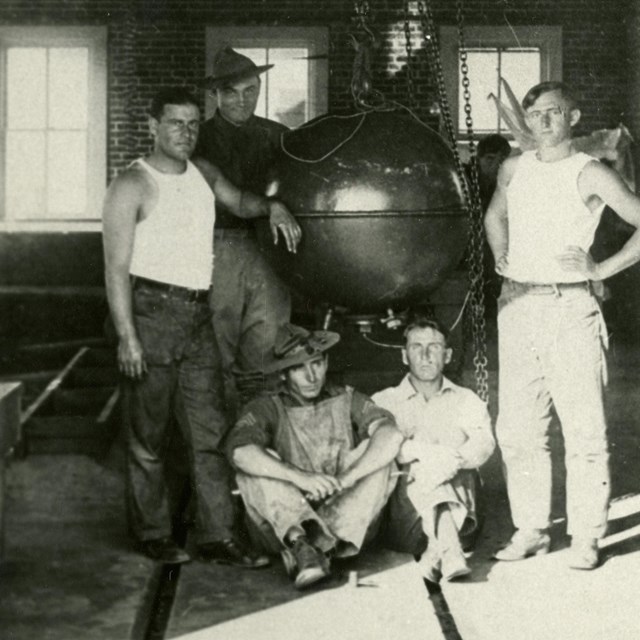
left=484, top=81, right=640, bottom=570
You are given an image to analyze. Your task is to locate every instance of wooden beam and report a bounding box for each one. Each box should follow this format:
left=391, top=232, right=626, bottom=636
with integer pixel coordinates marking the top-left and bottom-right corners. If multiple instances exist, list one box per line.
left=20, top=347, right=89, bottom=426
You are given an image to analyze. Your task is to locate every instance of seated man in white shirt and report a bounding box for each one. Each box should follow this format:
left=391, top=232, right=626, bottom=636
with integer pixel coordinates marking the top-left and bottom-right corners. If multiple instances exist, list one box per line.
left=372, top=313, right=495, bottom=582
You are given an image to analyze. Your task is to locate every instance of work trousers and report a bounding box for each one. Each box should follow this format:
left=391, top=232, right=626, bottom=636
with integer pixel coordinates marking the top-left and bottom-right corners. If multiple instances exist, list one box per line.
left=381, top=467, right=484, bottom=555
left=496, top=279, right=610, bottom=539
left=211, top=229, right=291, bottom=408
left=126, top=285, right=234, bottom=544
left=406, top=469, right=479, bottom=540
left=236, top=442, right=397, bottom=557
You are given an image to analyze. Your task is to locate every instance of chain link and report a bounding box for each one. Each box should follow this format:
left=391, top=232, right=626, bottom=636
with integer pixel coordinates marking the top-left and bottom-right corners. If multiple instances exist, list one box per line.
left=456, top=0, right=489, bottom=402
left=403, top=1, right=417, bottom=110
left=416, top=0, right=489, bottom=401
left=350, top=0, right=384, bottom=109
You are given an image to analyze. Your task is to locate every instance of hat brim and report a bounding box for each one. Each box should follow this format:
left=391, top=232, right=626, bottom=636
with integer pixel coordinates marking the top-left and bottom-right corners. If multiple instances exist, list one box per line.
left=201, top=64, right=274, bottom=90
left=264, top=331, right=340, bottom=374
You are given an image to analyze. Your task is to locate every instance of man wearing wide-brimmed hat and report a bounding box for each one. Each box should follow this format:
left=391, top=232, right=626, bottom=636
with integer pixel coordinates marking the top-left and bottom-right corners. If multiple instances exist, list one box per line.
left=194, top=46, right=300, bottom=415
left=224, top=323, right=405, bottom=590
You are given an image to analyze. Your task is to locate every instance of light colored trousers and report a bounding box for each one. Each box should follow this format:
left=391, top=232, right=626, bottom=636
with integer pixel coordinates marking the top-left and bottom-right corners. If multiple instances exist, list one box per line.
left=407, top=469, right=478, bottom=540
left=236, top=442, right=397, bottom=557
left=496, top=279, right=610, bottom=539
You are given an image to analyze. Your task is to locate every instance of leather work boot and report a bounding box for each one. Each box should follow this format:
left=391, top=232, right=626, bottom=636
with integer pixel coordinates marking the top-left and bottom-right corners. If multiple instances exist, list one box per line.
left=567, top=537, right=599, bottom=570
left=282, top=536, right=330, bottom=590
left=197, top=538, right=270, bottom=569
left=494, top=529, right=551, bottom=561
left=441, top=546, right=471, bottom=581
left=138, top=537, right=191, bottom=564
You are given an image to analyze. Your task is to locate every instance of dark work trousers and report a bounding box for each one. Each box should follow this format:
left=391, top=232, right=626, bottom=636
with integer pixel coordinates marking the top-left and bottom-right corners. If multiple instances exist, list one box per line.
left=211, top=229, right=291, bottom=411
left=126, top=284, right=234, bottom=545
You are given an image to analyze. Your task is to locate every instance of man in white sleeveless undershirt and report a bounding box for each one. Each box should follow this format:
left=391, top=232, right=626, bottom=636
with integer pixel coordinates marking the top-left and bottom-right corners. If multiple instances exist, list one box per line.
left=102, top=87, right=300, bottom=566
left=485, top=81, right=640, bottom=570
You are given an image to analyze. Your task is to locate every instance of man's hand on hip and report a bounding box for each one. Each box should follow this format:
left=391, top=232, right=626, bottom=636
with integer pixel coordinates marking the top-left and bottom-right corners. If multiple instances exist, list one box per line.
left=495, top=252, right=509, bottom=275
left=556, top=245, right=600, bottom=279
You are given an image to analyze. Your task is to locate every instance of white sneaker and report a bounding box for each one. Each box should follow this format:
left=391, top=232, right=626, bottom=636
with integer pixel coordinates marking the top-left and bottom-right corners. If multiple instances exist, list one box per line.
left=417, top=546, right=441, bottom=583
left=441, top=547, right=471, bottom=581
left=567, top=538, right=599, bottom=570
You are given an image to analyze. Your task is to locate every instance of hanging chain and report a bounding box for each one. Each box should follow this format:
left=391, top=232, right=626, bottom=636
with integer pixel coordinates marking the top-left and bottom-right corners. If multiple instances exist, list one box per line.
left=354, top=0, right=370, bottom=27
left=416, top=1, right=463, bottom=175
left=403, top=1, right=417, bottom=110
left=350, top=0, right=384, bottom=108
left=416, top=0, right=489, bottom=401
left=456, top=0, right=489, bottom=402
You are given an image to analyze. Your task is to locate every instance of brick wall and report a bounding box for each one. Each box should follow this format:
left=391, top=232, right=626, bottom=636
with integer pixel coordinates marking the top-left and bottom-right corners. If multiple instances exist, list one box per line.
left=0, top=0, right=630, bottom=181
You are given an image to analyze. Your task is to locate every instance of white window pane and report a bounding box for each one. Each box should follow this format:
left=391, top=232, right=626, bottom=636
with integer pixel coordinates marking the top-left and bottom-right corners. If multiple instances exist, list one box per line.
left=236, top=48, right=268, bottom=118
left=500, top=49, right=541, bottom=112
left=460, top=50, right=499, bottom=131
left=267, top=48, right=308, bottom=128
left=6, top=132, right=46, bottom=218
left=47, top=132, right=87, bottom=216
left=7, top=48, right=47, bottom=129
left=49, top=48, right=89, bottom=129
left=237, top=48, right=267, bottom=66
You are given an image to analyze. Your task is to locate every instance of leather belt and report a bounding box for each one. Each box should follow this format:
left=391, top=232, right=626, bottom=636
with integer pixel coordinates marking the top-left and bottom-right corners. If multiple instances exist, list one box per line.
left=506, top=279, right=591, bottom=295
left=132, top=276, right=210, bottom=303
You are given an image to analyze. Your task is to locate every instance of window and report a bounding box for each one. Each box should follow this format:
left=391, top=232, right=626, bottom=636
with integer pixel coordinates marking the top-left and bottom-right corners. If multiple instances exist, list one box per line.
left=440, top=26, right=562, bottom=139
left=0, top=27, right=107, bottom=231
left=205, top=27, right=329, bottom=127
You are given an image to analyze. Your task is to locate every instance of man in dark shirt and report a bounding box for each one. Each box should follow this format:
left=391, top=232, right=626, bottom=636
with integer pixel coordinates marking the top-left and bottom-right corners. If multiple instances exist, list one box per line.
left=225, top=323, right=404, bottom=589
left=195, top=47, right=301, bottom=412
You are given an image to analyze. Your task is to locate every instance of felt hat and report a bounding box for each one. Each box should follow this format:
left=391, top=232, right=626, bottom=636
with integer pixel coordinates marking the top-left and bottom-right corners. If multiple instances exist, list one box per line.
left=265, top=323, right=340, bottom=374
left=202, top=46, right=273, bottom=90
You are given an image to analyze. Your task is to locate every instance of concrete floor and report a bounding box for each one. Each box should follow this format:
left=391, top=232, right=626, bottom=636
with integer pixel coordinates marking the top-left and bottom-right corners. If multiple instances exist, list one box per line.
left=2, top=325, right=640, bottom=639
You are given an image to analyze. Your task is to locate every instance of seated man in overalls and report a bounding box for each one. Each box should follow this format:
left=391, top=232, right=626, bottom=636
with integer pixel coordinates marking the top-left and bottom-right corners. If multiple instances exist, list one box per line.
left=225, top=323, right=404, bottom=590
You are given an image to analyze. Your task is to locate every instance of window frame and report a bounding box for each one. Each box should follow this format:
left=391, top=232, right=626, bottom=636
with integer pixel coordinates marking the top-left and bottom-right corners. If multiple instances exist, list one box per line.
left=440, top=25, right=562, bottom=141
left=0, top=26, right=107, bottom=233
left=204, top=26, right=329, bottom=123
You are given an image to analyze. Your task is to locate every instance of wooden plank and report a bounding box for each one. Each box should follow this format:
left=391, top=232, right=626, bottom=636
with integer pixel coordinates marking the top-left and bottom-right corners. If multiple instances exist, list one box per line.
left=97, top=388, right=120, bottom=425
left=0, top=381, right=23, bottom=559
left=0, top=285, right=105, bottom=297
left=20, top=347, right=89, bottom=425
left=0, top=382, right=23, bottom=457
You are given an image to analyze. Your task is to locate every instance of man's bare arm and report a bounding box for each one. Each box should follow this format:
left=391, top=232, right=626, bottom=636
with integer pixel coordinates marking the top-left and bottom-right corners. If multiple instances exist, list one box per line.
left=336, top=425, right=404, bottom=490
left=484, top=157, right=516, bottom=274
left=102, top=169, right=147, bottom=379
left=193, top=157, right=301, bottom=252
left=558, top=161, right=640, bottom=280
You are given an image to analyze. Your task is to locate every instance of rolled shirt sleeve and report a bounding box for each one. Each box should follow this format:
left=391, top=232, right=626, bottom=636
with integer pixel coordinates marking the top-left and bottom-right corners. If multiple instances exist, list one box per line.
left=350, top=389, right=400, bottom=440
left=224, top=396, right=279, bottom=462
left=372, top=375, right=495, bottom=469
